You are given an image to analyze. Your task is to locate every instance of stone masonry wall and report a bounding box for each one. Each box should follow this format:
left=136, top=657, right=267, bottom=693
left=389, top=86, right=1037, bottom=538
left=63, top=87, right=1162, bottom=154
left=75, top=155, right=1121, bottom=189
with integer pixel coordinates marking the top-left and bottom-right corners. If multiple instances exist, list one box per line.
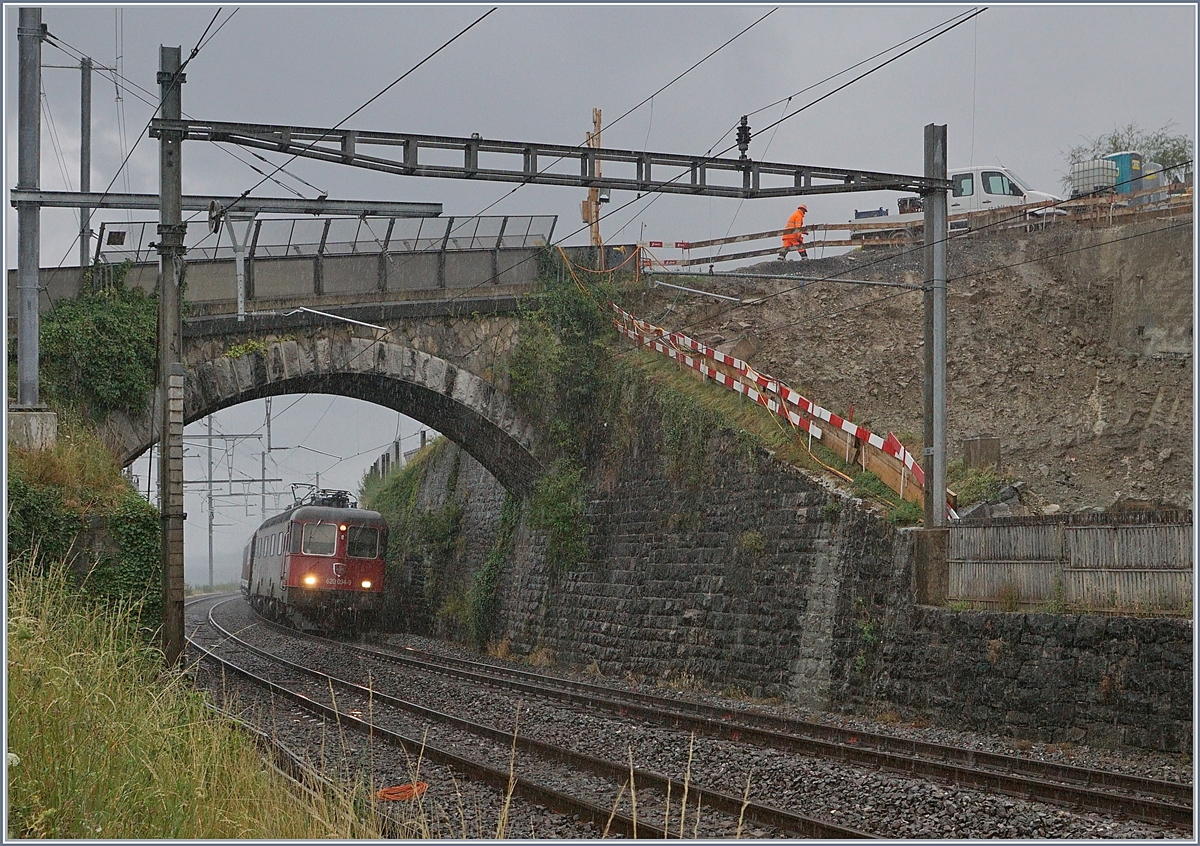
left=497, top=433, right=906, bottom=702
left=867, top=606, right=1193, bottom=753
left=393, top=425, right=1191, bottom=753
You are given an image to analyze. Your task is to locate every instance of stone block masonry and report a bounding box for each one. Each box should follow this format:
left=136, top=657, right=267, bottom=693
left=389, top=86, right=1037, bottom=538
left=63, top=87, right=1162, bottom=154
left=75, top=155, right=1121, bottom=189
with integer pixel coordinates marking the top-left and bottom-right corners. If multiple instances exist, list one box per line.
left=390, top=418, right=1191, bottom=752
left=870, top=607, right=1193, bottom=752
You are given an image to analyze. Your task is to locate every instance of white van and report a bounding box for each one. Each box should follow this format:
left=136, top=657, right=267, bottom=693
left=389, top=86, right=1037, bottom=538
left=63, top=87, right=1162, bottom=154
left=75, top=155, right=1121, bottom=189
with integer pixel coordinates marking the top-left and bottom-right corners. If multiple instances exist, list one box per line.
left=851, top=165, right=1063, bottom=234
left=947, top=166, right=1062, bottom=215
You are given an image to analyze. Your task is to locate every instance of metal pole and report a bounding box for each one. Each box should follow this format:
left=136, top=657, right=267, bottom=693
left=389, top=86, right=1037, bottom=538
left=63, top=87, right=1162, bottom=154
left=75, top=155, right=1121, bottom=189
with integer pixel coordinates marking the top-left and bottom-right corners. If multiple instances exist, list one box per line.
left=261, top=450, right=266, bottom=517
left=157, top=45, right=187, bottom=665
left=80, top=56, right=92, bottom=269
left=224, top=214, right=254, bottom=321
left=207, top=414, right=214, bottom=591
left=17, top=8, right=43, bottom=408
left=922, top=123, right=948, bottom=527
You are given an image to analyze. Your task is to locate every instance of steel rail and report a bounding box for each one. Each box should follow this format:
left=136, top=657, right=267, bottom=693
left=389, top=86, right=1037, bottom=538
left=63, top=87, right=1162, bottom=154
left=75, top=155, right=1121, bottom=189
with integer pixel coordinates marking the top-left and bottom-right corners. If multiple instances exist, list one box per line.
left=324, top=634, right=1192, bottom=828
left=200, top=701, right=411, bottom=837
left=202, top=599, right=873, bottom=839
left=186, top=615, right=660, bottom=838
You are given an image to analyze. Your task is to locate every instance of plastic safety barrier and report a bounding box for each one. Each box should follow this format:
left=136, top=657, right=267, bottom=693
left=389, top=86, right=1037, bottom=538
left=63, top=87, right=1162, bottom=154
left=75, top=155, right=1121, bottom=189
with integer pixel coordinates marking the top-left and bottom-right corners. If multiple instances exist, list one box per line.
left=612, top=304, right=926, bottom=506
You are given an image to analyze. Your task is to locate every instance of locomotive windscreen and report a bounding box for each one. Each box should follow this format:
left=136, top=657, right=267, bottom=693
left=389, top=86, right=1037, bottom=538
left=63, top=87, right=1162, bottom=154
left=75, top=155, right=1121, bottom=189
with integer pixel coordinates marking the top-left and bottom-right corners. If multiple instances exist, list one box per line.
left=347, top=526, right=380, bottom=558
left=301, top=522, right=337, bottom=555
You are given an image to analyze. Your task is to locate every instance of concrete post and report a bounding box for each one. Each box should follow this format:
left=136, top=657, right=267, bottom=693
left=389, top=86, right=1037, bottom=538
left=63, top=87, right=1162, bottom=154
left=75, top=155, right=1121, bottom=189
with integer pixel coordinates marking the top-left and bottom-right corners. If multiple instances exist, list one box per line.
left=157, top=45, right=187, bottom=665
left=17, top=8, right=43, bottom=408
left=922, top=123, right=948, bottom=527
left=80, top=56, right=92, bottom=270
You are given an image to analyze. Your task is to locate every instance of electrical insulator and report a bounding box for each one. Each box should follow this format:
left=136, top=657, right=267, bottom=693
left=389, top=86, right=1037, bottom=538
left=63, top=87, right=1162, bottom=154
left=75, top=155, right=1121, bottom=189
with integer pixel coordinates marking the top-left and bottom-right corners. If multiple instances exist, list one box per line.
left=736, top=116, right=751, bottom=160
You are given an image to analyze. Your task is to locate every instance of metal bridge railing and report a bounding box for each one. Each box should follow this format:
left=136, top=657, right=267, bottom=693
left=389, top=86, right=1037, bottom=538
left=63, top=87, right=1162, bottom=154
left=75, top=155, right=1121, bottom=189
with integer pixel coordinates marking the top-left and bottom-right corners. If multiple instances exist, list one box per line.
left=93, top=214, right=556, bottom=266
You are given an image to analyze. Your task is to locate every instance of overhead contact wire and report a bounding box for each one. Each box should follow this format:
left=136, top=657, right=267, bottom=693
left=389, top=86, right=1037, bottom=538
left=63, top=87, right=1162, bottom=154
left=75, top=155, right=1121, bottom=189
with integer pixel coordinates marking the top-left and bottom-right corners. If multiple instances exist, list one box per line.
left=42, top=8, right=226, bottom=268
left=218, top=7, right=498, bottom=215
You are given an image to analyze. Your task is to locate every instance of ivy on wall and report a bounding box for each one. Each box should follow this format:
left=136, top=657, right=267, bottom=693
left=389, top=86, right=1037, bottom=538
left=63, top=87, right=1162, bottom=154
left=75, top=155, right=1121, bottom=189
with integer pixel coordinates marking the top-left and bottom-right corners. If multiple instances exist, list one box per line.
left=465, top=493, right=522, bottom=649
left=36, top=261, right=158, bottom=423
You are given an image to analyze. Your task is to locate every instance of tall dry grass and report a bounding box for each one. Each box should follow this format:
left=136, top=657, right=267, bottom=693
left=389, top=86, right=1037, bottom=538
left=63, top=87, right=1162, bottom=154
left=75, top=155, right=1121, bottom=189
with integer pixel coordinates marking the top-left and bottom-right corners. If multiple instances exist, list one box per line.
left=5, top=556, right=385, bottom=839
left=6, top=421, right=128, bottom=515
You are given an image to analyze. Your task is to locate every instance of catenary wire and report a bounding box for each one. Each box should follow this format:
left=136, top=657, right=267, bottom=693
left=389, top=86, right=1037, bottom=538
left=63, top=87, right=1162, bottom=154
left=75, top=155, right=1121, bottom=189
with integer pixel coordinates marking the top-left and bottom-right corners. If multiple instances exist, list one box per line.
left=707, top=7, right=981, bottom=153
left=564, top=6, right=990, bottom=275
left=240, top=1, right=1000, bottom=407
left=216, top=7, right=497, bottom=216
left=465, top=7, right=777, bottom=220
left=607, top=7, right=979, bottom=248
left=42, top=9, right=226, bottom=269
left=397, top=4, right=987, bottom=316
left=42, top=28, right=321, bottom=267
left=196, top=6, right=771, bottom=445
left=329, top=4, right=776, bottom=315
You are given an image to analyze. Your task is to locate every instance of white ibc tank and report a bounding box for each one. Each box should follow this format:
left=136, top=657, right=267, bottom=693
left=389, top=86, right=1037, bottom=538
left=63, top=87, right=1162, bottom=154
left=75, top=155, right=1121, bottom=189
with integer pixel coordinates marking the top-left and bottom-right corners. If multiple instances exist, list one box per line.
left=1069, top=159, right=1119, bottom=198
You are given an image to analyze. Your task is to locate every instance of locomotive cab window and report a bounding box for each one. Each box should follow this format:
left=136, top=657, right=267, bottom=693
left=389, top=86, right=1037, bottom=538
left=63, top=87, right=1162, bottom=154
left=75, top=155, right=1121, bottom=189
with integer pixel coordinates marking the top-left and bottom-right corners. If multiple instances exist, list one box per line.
left=301, top=522, right=337, bottom=556
left=347, top=526, right=380, bottom=559
left=290, top=527, right=302, bottom=554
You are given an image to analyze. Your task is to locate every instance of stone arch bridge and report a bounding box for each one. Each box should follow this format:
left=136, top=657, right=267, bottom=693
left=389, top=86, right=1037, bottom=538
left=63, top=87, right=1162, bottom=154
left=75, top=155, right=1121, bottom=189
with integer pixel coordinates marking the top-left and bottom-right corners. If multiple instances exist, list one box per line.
left=49, top=213, right=601, bottom=497
left=101, top=298, right=545, bottom=496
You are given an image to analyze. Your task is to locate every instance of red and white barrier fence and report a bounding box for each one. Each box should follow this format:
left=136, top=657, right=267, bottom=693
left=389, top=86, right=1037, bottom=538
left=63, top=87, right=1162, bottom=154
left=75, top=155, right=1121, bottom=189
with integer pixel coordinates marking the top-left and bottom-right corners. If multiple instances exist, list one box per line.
left=612, top=303, right=928, bottom=506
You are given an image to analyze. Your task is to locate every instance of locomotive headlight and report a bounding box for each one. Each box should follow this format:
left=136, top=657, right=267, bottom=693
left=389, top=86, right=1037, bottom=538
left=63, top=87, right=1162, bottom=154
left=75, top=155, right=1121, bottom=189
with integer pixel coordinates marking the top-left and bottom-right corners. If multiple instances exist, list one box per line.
left=304, top=575, right=317, bottom=586
left=361, top=580, right=372, bottom=589
left=339, top=524, right=347, bottom=532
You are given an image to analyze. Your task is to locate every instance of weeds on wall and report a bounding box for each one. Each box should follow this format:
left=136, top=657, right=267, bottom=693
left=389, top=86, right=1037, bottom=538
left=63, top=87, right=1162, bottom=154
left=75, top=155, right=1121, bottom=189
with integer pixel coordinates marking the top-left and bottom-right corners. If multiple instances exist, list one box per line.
left=656, top=385, right=727, bottom=488
left=507, top=249, right=623, bottom=458
left=528, top=459, right=589, bottom=576
left=32, top=261, right=158, bottom=423
left=503, top=250, right=632, bottom=572
left=946, top=459, right=1014, bottom=508
left=359, top=438, right=454, bottom=631
left=465, top=493, right=522, bottom=649
left=7, top=422, right=162, bottom=632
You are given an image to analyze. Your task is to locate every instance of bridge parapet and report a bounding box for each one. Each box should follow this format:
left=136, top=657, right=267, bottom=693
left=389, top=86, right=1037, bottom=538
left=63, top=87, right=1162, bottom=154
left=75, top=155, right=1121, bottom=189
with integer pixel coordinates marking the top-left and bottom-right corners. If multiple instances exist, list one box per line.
left=7, top=214, right=556, bottom=323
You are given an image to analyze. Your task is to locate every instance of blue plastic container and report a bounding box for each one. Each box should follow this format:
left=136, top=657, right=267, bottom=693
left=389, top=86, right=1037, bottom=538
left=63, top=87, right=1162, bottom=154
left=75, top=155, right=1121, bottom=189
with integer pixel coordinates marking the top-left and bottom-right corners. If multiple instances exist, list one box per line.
left=1103, top=151, right=1143, bottom=194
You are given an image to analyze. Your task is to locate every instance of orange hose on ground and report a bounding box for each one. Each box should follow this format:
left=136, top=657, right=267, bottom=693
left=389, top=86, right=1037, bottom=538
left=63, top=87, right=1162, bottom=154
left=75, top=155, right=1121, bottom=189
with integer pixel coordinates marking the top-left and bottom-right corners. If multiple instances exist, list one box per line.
left=375, top=781, right=428, bottom=801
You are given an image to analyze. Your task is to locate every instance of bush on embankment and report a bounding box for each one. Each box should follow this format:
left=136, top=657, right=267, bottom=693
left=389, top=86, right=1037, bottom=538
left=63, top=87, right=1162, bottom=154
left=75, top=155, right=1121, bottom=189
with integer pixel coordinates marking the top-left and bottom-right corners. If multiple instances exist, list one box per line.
left=5, top=559, right=384, bottom=839
left=6, top=421, right=163, bottom=630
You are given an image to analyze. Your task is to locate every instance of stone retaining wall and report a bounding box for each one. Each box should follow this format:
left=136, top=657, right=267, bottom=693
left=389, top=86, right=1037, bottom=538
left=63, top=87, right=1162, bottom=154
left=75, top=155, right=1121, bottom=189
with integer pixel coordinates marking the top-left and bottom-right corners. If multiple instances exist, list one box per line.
left=388, top=429, right=1192, bottom=752
left=869, top=607, right=1192, bottom=752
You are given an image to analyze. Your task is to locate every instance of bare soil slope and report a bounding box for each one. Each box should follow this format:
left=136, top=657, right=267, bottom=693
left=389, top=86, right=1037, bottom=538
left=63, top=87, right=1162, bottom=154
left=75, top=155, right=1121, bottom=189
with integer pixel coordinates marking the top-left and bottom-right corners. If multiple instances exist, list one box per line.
left=628, top=219, right=1193, bottom=512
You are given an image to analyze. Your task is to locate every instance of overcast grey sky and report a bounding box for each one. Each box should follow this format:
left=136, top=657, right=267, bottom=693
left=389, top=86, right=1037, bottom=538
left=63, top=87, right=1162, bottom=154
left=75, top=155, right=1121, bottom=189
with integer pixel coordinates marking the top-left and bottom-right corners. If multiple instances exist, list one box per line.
left=4, top=3, right=1196, bottom=584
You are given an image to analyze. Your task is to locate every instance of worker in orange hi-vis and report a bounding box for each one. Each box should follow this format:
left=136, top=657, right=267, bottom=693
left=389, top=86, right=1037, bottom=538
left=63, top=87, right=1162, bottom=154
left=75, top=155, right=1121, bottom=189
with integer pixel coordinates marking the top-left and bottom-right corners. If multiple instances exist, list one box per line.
left=779, top=203, right=808, bottom=260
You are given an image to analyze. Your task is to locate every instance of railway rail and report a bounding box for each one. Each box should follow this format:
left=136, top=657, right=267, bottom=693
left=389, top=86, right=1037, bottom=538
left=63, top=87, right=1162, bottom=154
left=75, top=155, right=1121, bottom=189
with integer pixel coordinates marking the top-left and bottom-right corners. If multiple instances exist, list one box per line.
left=186, top=595, right=872, bottom=839
left=185, top=595, right=1191, bottom=838
left=339, top=634, right=1192, bottom=828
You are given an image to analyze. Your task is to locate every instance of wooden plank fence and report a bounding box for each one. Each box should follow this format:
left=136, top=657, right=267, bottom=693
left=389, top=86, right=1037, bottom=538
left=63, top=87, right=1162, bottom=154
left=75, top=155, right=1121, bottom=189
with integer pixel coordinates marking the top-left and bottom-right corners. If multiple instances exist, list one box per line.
left=949, top=512, right=1192, bottom=613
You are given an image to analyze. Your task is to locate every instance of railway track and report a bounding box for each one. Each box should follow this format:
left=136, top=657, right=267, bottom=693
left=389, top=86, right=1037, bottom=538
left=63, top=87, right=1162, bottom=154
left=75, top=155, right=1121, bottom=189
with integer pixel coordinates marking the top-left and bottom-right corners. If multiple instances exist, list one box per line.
left=244, top=608, right=1191, bottom=832
left=186, top=595, right=873, bottom=839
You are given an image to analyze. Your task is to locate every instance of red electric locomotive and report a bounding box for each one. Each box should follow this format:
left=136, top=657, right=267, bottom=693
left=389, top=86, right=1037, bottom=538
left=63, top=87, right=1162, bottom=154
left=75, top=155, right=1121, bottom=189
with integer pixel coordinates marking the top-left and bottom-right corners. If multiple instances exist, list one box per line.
left=240, top=488, right=387, bottom=633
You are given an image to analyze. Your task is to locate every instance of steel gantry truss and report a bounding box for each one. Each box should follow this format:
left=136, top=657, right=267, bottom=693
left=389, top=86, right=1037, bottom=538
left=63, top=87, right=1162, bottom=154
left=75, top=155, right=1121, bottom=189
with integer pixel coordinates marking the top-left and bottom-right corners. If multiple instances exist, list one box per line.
left=150, top=119, right=950, bottom=201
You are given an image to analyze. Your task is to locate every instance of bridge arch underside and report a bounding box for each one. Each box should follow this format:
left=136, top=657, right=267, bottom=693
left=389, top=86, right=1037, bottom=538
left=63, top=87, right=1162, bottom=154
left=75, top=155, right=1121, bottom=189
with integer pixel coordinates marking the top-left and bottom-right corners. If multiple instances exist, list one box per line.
left=196, top=372, right=542, bottom=497
left=111, top=342, right=544, bottom=498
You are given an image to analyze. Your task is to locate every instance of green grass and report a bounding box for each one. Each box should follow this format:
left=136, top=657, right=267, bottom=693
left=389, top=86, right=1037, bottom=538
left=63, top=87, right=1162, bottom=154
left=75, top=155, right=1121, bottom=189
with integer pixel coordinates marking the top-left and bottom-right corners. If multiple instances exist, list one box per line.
left=630, top=352, right=922, bottom=524
left=5, top=557, right=388, bottom=839
left=946, top=459, right=1014, bottom=508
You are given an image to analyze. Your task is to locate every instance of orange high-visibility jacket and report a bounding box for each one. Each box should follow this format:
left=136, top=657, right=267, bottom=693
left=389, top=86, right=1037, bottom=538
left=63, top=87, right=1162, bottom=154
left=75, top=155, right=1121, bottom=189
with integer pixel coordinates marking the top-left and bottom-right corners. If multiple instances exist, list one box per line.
left=782, top=207, right=806, bottom=247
